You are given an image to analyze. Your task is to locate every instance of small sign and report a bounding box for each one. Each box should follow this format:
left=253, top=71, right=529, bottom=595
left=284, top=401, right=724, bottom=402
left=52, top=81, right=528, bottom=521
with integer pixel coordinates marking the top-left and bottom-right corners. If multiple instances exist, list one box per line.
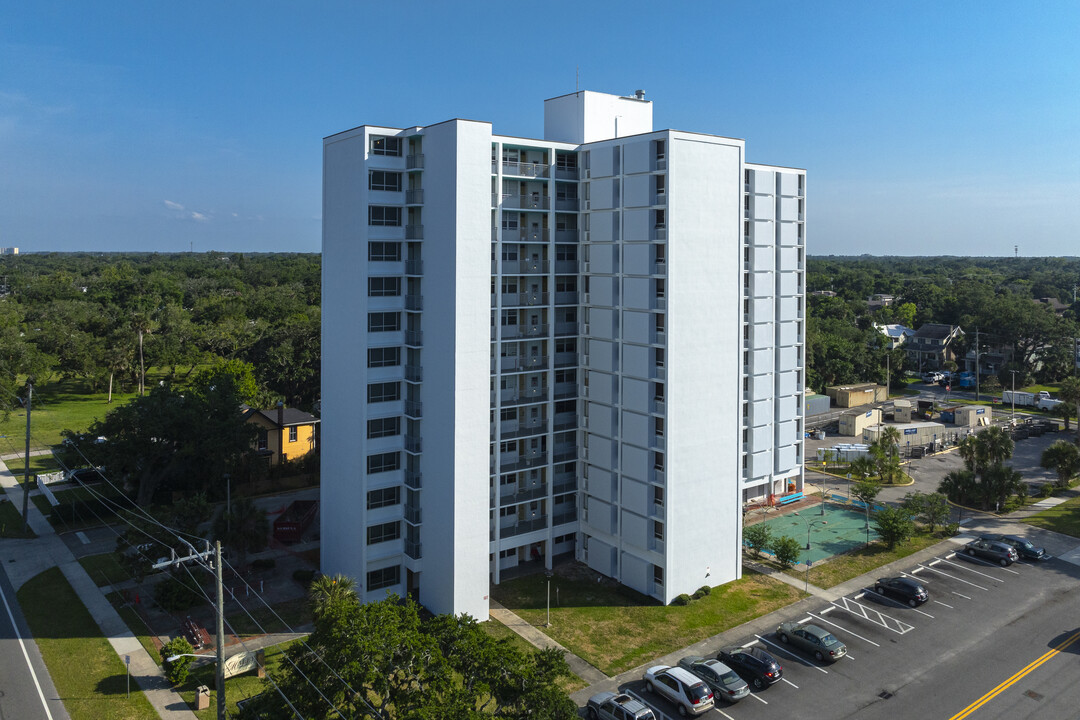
left=866, top=411, right=873, bottom=417
left=976, top=408, right=985, bottom=414
left=125, top=655, right=130, bottom=666
left=224, top=651, right=261, bottom=679
left=904, top=428, right=917, bottom=435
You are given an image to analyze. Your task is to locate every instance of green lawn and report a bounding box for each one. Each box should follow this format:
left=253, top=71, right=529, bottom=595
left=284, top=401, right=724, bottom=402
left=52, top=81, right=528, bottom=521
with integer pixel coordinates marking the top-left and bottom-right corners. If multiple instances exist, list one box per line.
left=491, top=571, right=803, bottom=676
left=790, top=528, right=952, bottom=588
left=110, top=592, right=162, bottom=662
left=17, top=567, right=158, bottom=720
left=80, top=552, right=131, bottom=587
left=178, top=639, right=302, bottom=719
left=1023, top=495, right=1080, bottom=537
left=0, top=498, right=35, bottom=537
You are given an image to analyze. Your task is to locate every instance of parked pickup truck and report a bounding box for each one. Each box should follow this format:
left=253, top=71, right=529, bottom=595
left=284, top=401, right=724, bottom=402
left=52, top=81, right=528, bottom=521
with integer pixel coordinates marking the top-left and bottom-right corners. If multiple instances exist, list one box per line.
left=1002, top=390, right=1063, bottom=411
left=272, top=500, right=318, bottom=543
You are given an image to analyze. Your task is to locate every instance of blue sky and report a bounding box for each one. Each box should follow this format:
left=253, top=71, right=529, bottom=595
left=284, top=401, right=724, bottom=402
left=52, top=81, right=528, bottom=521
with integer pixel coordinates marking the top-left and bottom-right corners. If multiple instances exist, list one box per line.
left=1, top=1, right=1077, bottom=255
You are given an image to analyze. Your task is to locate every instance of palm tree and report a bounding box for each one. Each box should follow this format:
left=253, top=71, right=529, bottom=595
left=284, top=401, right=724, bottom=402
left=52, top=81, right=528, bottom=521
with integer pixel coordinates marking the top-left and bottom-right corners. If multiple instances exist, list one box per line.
left=972, top=426, right=1014, bottom=474
left=1041, top=440, right=1080, bottom=489
left=938, top=469, right=977, bottom=506
left=1058, top=377, right=1080, bottom=445
left=870, top=426, right=903, bottom=483
left=309, top=573, right=358, bottom=621
left=849, top=456, right=876, bottom=481
left=957, top=434, right=978, bottom=472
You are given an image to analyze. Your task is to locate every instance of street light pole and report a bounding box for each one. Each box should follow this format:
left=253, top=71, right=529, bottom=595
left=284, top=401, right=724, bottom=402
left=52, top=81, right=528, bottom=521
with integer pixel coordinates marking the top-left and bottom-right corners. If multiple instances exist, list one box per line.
left=793, top=512, right=827, bottom=593
left=215, top=541, right=226, bottom=720
left=1009, top=370, right=1018, bottom=424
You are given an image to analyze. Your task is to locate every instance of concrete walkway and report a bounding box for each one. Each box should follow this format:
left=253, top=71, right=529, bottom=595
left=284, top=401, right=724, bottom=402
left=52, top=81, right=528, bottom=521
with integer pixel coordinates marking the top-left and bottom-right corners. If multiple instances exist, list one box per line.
left=488, top=599, right=609, bottom=685
left=0, top=462, right=198, bottom=719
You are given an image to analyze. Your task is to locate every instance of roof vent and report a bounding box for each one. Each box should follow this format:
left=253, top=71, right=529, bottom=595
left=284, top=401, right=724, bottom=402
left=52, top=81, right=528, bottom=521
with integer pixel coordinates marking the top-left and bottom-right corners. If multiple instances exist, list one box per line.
left=634, top=89, right=646, bottom=100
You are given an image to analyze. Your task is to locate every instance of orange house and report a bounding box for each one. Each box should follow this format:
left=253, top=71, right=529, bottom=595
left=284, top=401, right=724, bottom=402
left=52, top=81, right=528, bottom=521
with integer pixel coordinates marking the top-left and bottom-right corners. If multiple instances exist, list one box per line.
left=243, top=405, right=320, bottom=466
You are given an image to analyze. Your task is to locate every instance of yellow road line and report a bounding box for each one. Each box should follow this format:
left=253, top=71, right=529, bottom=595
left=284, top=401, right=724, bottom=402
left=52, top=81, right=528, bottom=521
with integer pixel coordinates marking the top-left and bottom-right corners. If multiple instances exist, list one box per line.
left=948, top=629, right=1080, bottom=720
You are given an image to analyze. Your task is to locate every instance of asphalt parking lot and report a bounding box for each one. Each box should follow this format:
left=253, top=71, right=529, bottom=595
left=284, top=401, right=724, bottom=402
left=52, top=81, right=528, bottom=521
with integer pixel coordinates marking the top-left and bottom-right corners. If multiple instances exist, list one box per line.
left=584, top=530, right=1080, bottom=720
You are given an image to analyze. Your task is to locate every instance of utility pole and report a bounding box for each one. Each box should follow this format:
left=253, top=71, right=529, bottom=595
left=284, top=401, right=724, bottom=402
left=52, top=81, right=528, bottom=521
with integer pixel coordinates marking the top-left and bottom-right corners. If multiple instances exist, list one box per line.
left=21, top=382, right=31, bottom=533
left=886, top=353, right=890, bottom=397
left=1010, top=370, right=1018, bottom=424
left=215, top=540, right=226, bottom=720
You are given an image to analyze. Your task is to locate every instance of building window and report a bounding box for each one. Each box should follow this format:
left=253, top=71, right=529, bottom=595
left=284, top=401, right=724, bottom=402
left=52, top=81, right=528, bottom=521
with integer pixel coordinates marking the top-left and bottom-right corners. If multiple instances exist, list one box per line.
left=368, top=242, right=401, bottom=262
left=499, top=548, right=516, bottom=559
left=367, top=486, right=401, bottom=510
left=367, top=346, right=401, bottom=367
left=366, top=565, right=401, bottom=590
left=367, top=452, right=400, bottom=474
left=555, top=245, right=576, bottom=261
left=367, top=521, right=401, bottom=545
left=653, top=486, right=664, bottom=508
left=369, top=170, right=402, bottom=192
left=367, top=417, right=401, bottom=439
left=654, top=208, right=666, bottom=229
left=499, top=506, right=515, bottom=518
left=500, top=407, right=516, bottom=422
left=370, top=136, right=402, bottom=156
left=653, top=565, right=664, bottom=587
left=288, top=427, right=298, bottom=443
left=368, top=312, right=401, bottom=332
left=368, top=206, right=403, bottom=227
left=654, top=520, right=664, bottom=540
left=368, top=277, right=402, bottom=297
left=367, top=382, right=401, bottom=403
left=257, top=429, right=268, bottom=451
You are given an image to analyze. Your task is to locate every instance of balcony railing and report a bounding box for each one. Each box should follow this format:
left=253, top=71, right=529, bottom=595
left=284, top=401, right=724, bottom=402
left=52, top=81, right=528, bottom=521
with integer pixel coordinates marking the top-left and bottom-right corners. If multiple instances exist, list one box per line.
left=404, top=260, right=423, bottom=275
left=500, top=454, right=548, bottom=472
left=405, top=330, right=423, bottom=347
left=405, top=504, right=422, bottom=524
left=554, top=322, right=577, bottom=336
left=554, top=260, right=578, bottom=274
left=515, top=228, right=549, bottom=243
left=554, top=198, right=579, bottom=211
left=499, top=483, right=548, bottom=506
left=506, top=260, right=549, bottom=274
left=405, top=539, right=422, bottom=559
left=652, top=227, right=667, bottom=241
left=405, top=365, right=422, bottom=382
left=554, top=352, right=576, bottom=368
left=554, top=291, right=579, bottom=305
left=553, top=415, right=577, bottom=432
left=405, top=469, right=422, bottom=489
left=502, top=516, right=549, bottom=537
left=501, top=161, right=550, bottom=178
left=553, top=446, right=577, bottom=464
left=501, top=356, right=550, bottom=373
left=404, top=435, right=422, bottom=453
left=406, top=225, right=424, bottom=239
left=405, top=189, right=424, bottom=204
left=552, top=508, right=577, bottom=526
left=406, top=154, right=424, bottom=169
left=553, top=384, right=576, bottom=400
left=502, top=194, right=551, bottom=210
left=554, top=167, right=578, bottom=180
left=500, top=420, right=549, bottom=441
left=502, top=389, right=549, bottom=407
left=405, top=295, right=423, bottom=311
left=503, top=292, right=550, bottom=307
left=554, top=229, right=579, bottom=243
left=404, top=400, right=423, bottom=418
left=553, top=475, right=576, bottom=495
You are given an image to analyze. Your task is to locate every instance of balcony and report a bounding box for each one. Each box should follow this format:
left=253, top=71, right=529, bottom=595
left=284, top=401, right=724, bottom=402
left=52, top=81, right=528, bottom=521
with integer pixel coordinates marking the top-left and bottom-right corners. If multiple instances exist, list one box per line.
left=553, top=474, right=576, bottom=495
left=406, top=154, right=424, bottom=170
left=554, top=291, right=579, bottom=305
left=404, top=400, right=423, bottom=418
left=405, top=504, right=422, bottom=524
left=506, top=260, right=550, bottom=275
left=500, top=420, right=549, bottom=441
left=406, top=225, right=424, bottom=239
left=554, top=229, right=579, bottom=243
left=501, top=161, right=550, bottom=178
left=649, top=537, right=665, bottom=554
left=499, top=483, right=548, bottom=505
left=652, top=398, right=666, bottom=414
left=554, top=351, right=576, bottom=369
left=405, top=295, right=423, bottom=311
left=503, top=292, right=550, bottom=308
left=653, top=259, right=666, bottom=274
left=552, top=508, right=577, bottom=526
left=499, top=323, right=548, bottom=340
left=553, top=414, right=576, bottom=432
left=554, top=260, right=577, bottom=274
left=502, top=194, right=551, bottom=211
left=553, top=383, right=576, bottom=400
left=405, top=189, right=424, bottom=204
left=553, top=446, right=577, bottom=464
left=501, top=356, right=550, bottom=373
left=554, top=321, right=577, bottom=336
left=404, top=435, right=422, bottom=453
left=502, top=516, right=549, bottom=538
left=405, top=365, right=422, bottom=382
left=554, top=198, right=579, bottom=211
left=652, top=364, right=666, bottom=381
left=405, top=330, right=423, bottom=347
left=502, top=389, right=549, bottom=407
left=405, top=539, right=422, bottom=559
left=500, top=453, right=548, bottom=472
left=405, top=469, right=422, bottom=489
left=404, top=260, right=423, bottom=275
left=653, top=330, right=666, bottom=345
left=652, top=227, right=667, bottom=241
left=652, top=297, right=667, bottom=311
left=516, top=228, right=549, bottom=243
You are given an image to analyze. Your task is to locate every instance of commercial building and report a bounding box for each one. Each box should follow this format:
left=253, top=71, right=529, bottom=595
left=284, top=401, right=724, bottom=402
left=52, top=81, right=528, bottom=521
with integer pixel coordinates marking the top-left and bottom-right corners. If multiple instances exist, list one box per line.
left=321, top=90, right=806, bottom=617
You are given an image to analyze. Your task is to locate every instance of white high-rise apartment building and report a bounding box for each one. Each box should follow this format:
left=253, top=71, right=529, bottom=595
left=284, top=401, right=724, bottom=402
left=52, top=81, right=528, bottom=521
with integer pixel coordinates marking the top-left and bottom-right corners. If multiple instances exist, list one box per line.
left=321, top=91, right=805, bottom=618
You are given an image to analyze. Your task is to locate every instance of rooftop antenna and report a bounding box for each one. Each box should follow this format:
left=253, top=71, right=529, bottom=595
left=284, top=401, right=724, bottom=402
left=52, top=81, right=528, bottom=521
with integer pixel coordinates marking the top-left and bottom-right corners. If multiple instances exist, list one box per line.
left=1014, top=245, right=1018, bottom=259
left=576, top=66, right=579, bottom=92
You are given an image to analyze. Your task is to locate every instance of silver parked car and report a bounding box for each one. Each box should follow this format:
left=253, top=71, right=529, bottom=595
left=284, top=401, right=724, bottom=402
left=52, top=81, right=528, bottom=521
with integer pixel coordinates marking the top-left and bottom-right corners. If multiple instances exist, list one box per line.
left=776, top=620, right=847, bottom=662
left=677, top=656, right=750, bottom=703
left=964, top=538, right=1019, bottom=566
left=643, top=664, right=715, bottom=716
left=585, top=691, right=656, bottom=720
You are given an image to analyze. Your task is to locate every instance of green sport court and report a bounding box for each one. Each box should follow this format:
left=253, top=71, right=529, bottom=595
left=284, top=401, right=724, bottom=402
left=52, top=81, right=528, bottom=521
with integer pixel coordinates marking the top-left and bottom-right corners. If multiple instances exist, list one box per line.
left=750, top=503, right=880, bottom=565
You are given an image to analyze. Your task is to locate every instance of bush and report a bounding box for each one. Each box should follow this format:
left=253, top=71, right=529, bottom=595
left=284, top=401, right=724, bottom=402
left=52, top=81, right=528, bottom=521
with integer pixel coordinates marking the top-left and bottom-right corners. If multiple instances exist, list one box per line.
left=154, top=575, right=205, bottom=612
left=671, top=593, right=692, bottom=606
left=293, top=569, right=317, bottom=586
left=1039, top=483, right=1055, bottom=498
left=873, top=506, right=916, bottom=549
left=160, top=636, right=195, bottom=685
left=742, top=523, right=772, bottom=557
left=943, top=522, right=960, bottom=536
left=692, top=585, right=711, bottom=599
left=771, top=536, right=802, bottom=569
left=251, top=558, right=276, bottom=571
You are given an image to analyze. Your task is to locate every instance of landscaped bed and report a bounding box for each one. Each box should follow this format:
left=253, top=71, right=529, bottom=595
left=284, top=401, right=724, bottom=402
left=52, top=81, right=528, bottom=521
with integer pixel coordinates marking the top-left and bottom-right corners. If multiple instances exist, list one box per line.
left=491, top=570, right=803, bottom=676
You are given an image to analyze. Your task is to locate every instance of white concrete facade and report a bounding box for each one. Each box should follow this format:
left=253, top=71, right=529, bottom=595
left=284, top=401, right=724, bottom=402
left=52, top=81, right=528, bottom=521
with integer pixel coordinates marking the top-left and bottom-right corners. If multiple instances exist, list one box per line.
left=321, top=91, right=805, bottom=615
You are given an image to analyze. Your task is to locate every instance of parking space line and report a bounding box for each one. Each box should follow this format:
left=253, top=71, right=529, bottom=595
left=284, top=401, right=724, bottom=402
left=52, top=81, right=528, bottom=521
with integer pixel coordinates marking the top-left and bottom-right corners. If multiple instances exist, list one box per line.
left=714, top=707, right=736, bottom=720
left=807, top=612, right=881, bottom=647
left=829, top=595, right=915, bottom=634
left=782, top=678, right=799, bottom=689
left=917, top=563, right=989, bottom=591
left=754, top=634, right=829, bottom=674
left=933, top=599, right=955, bottom=609
left=935, top=555, right=1007, bottom=581
left=746, top=691, right=768, bottom=705
left=952, top=591, right=972, bottom=599
left=902, top=570, right=928, bottom=582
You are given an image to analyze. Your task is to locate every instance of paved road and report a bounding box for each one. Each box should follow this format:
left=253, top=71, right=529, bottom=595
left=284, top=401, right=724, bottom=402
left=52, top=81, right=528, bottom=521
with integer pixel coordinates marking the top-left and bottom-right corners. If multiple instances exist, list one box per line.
left=0, top=561, right=69, bottom=720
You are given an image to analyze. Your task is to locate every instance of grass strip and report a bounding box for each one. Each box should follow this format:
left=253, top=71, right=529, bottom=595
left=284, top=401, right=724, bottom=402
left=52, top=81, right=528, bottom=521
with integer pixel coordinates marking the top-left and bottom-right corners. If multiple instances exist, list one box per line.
left=786, top=529, right=951, bottom=588
left=492, top=571, right=802, bottom=676
left=1023, top=495, right=1080, bottom=538
left=79, top=552, right=131, bottom=588
left=17, top=567, right=158, bottom=720
left=0, top=498, right=35, bottom=537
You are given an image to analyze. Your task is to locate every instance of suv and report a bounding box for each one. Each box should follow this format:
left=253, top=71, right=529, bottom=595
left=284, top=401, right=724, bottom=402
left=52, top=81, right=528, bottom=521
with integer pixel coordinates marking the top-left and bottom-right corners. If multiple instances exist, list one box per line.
left=964, top=539, right=1019, bottom=566
left=585, top=692, right=656, bottom=720
left=643, top=665, right=715, bottom=716
left=921, top=372, right=942, bottom=383
left=980, top=534, right=1047, bottom=561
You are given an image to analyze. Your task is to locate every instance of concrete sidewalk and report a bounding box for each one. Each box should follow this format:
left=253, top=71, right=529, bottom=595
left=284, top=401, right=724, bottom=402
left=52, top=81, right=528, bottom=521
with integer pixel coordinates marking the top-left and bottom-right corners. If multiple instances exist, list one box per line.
left=0, top=464, right=198, bottom=719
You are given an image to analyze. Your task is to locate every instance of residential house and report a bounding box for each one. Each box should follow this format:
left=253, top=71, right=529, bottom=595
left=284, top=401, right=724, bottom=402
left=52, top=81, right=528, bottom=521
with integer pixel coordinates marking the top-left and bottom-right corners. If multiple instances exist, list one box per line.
left=905, top=324, right=964, bottom=372
left=874, top=323, right=914, bottom=350
left=867, top=294, right=895, bottom=310
left=243, top=405, right=319, bottom=466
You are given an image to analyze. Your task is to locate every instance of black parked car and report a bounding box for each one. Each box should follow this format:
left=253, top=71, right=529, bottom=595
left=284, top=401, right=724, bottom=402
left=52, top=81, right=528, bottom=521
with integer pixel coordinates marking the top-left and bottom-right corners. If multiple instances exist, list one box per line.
left=874, top=576, right=928, bottom=606
left=981, top=534, right=1047, bottom=561
left=715, top=645, right=783, bottom=690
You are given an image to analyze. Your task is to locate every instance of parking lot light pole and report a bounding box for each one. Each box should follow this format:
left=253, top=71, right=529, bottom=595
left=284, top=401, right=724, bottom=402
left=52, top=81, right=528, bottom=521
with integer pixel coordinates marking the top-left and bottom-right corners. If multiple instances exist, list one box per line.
left=793, top=512, right=827, bottom=592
